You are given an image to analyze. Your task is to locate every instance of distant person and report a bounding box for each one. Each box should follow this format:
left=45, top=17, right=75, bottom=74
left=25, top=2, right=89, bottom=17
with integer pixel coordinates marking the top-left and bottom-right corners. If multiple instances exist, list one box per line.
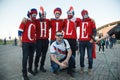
left=18, top=8, right=37, bottom=80
left=98, top=34, right=105, bottom=53
left=105, top=37, right=109, bottom=49
left=109, top=36, right=114, bottom=49
left=50, top=31, right=75, bottom=77
left=9, top=36, right=11, bottom=40
left=112, top=34, right=117, bottom=47
left=4, top=38, right=6, bottom=45
left=14, top=37, right=17, bottom=46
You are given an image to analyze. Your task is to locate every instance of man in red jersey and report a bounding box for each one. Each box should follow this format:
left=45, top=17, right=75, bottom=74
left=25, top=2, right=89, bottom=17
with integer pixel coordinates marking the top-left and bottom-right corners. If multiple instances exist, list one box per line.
left=18, top=8, right=37, bottom=80
left=63, top=6, right=82, bottom=71
left=78, top=9, right=97, bottom=76
left=34, top=6, right=50, bottom=73
left=50, top=7, right=64, bottom=44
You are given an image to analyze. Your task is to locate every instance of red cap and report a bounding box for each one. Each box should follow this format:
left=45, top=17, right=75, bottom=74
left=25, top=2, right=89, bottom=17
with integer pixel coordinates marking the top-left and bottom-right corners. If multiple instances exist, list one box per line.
left=81, top=9, right=88, bottom=17
left=54, top=7, right=62, bottom=14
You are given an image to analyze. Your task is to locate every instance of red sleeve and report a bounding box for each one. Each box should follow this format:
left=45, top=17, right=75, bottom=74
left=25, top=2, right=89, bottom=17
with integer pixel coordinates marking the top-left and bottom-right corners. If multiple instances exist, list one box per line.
left=91, top=19, right=96, bottom=29
left=19, top=22, right=26, bottom=32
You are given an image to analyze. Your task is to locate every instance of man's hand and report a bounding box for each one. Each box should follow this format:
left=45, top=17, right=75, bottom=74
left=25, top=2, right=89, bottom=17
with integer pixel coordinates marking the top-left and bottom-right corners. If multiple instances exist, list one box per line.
left=22, top=17, right=27, bottom=24
left=62, top=59, right=68, bottom=66
left=89, top=39, right=94, bottom=43
left=60, top=62, right=68, bottom=69
left=96, top=39, right=100, bottom=44
left=18, top=41, right=22, bottom=47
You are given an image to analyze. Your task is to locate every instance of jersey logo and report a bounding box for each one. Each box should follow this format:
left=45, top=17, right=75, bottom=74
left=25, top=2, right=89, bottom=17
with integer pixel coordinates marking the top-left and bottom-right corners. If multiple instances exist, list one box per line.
left=55, top=22, right=59, bottom=32
left=81, top=22, right=88, bottom=38
left=40, top=22, right=47, bottom=37
left=28, top=23, right=35, bottom=41
left=53, top=46, right=66, bottom=55
left=66, top=20, right=73, bottom=35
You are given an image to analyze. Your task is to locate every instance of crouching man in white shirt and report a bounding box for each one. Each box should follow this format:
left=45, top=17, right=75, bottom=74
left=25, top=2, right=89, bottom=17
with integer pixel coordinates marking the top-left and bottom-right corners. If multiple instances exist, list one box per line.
left=50, top=31, right=75, bottom=77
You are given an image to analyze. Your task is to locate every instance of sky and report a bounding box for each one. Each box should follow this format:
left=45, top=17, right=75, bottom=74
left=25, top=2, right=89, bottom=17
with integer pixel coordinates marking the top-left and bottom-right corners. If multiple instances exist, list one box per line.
left=0, top=0, right=120, bottom=40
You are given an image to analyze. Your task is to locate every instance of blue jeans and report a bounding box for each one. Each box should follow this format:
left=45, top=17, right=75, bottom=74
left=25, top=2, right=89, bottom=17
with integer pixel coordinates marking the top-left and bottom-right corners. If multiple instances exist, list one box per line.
left=105, top=41, right=109, bottom=49
left=79, top=41, right=93, bottom=69
left=51, top=55, right=75, bottom=74
left=110, top=41, right=113, bottom=48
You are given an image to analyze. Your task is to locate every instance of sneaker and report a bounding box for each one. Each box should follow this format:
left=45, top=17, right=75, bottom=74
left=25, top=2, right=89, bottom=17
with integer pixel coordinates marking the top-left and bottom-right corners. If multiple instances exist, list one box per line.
left=80, top=67, right=84, bottom=74
left=67, top=72, right=74, bottom=77
left=23, top=75, right=29, bottom=80
left=34, top=67, right=38, bottom=74
left=53, top=70, right=59, bottom=75
left=88, top=69, right=92, bottom=76
left=40, top=67, right=46, bottom=72
left=60, top=68, right=67, bottom=71
left=72, top=68, right=76, bottom=72
left=28, top=70, right=35, bottom=76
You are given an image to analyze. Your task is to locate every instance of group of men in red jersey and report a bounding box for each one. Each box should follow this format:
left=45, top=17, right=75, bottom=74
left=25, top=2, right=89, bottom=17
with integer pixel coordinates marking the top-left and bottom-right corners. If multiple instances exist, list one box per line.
left=18, top=6, right=96, bottom=80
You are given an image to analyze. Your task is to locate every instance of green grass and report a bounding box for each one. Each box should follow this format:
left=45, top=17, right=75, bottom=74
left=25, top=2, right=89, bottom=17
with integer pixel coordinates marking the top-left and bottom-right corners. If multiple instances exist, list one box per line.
left=0, top=40, right=14, bottom=45
left=117, top=40, right=120, bottom=44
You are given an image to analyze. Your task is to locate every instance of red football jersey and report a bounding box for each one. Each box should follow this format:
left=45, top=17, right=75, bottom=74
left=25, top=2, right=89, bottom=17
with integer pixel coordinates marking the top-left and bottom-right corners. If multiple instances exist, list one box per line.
left=63, top=18, right=81, bottom=39
left=79, top=18, right=96, bottom=41
left=50, top=19, right=64, bottom=40
left=19, top=19, right=36, bottom=43
left=36, top=19, right=50, bottom=39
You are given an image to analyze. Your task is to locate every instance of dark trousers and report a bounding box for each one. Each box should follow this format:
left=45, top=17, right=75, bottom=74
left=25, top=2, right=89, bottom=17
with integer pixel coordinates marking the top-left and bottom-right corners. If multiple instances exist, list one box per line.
left=79, top=41, right=93, bottom=69
left=110, top=41, right=113, bottom=48
left=105, top=41, right=109, bottom=49
left=65, top=38, right=77, bottom=68
left=34, top=39, right=49, bottom=68
left=22, top=42, right=36, bottom=75
left=99, top=45, right=105, bottom=52
left=51, top=55, right=75, bottom=74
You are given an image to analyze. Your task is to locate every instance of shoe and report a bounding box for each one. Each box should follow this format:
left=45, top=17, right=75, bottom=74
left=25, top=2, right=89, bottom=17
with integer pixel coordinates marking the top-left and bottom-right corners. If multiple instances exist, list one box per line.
left=67, top=72, right=74, bottom=77
left=80, top=67, right=84, bottom=74
left=60, top=68, right=67, bottom=71
left=40, top=67, right=46, bottom=72
left=72, top=68, right=76, bottom=72
left=28, top=70, right=35, bottom=76
left=23, top=75, right=29, bottom=80
left=34, top=67, right=38, bottom=74
left=53, top=70, right=59, bottom=75
left=88, top=69, right=92, bottom=76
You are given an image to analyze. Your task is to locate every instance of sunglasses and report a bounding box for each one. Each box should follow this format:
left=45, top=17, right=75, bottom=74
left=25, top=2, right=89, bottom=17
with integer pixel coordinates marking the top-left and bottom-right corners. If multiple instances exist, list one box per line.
left=56, top=34, right=63, bottom=37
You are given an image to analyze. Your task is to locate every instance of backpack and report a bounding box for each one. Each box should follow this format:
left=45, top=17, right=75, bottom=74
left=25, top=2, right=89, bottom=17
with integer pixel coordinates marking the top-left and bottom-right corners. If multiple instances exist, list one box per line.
left=64, top=40, right=68, bottom=54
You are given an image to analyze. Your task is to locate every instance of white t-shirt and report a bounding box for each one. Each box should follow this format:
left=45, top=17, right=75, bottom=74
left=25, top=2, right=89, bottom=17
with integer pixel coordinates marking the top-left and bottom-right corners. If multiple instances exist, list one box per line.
left=50, top=39, right=71, bottom=60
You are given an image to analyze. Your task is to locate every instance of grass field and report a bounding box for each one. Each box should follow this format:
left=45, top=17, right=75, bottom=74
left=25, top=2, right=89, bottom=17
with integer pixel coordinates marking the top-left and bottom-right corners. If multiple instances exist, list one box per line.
left=0, top=40, right=15, bottom=45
